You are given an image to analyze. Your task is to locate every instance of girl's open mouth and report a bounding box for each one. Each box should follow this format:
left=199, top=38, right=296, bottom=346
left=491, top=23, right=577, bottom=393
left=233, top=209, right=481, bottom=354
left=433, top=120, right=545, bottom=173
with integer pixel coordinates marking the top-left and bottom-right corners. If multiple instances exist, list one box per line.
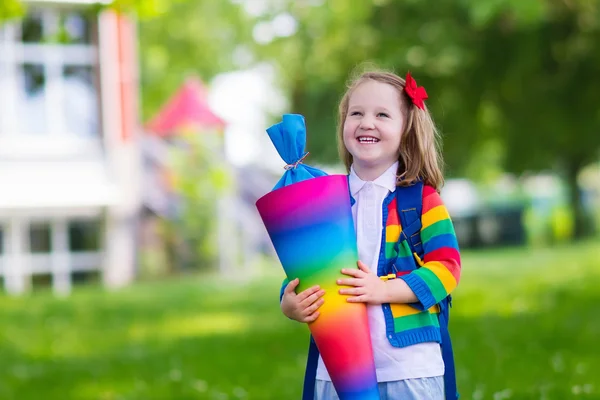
left=357, top=136, right=380, bottom=143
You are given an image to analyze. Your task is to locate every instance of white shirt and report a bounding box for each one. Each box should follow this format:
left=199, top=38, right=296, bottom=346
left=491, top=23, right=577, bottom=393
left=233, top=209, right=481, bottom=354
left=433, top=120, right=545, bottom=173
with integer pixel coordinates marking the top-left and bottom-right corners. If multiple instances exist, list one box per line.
left=316, top=162, right=444, bottom=382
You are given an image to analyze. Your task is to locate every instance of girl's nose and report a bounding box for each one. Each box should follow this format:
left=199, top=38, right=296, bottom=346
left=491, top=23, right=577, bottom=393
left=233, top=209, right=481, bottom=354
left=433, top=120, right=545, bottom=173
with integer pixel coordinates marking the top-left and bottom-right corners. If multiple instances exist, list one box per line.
left=359, top=116, right=375, bottom=130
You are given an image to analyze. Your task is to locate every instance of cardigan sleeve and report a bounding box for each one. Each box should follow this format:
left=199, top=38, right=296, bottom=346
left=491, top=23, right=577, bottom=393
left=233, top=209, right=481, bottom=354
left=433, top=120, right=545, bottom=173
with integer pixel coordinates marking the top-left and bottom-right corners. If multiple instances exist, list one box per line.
left=279, top=278, right=290, bottom=302
left=399, top=185, right=461, bottom=310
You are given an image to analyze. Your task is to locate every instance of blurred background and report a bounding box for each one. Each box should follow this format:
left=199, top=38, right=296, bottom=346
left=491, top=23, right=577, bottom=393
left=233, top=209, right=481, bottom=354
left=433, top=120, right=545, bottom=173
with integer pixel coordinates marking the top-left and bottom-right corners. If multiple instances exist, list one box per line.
left=0, top=0, right=599, bottom=399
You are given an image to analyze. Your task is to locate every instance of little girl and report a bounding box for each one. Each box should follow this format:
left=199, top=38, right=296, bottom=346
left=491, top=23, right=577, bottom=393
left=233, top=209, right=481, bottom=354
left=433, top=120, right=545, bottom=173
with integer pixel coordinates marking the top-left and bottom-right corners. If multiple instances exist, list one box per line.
left=280, top=70, right=461, bottom=400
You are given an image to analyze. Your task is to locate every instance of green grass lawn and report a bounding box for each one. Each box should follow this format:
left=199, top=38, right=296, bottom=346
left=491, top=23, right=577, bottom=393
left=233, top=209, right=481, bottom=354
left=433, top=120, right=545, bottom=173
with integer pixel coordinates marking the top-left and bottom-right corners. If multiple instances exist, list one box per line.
left=0, top=238, right=599, bottom=399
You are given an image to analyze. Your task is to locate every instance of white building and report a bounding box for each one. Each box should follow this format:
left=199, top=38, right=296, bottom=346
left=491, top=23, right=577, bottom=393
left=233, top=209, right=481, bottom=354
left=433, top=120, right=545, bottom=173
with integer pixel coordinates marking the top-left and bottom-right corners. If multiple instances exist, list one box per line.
left=0, top=0, right=141, bottom=294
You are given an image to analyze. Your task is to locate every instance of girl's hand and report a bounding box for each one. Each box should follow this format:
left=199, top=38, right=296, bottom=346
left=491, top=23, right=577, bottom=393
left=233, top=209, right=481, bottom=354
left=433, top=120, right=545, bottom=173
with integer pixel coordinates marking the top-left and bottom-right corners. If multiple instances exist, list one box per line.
left=337, top=261, right=390, bottom=304
left=280, top=278, right=326, bottom=323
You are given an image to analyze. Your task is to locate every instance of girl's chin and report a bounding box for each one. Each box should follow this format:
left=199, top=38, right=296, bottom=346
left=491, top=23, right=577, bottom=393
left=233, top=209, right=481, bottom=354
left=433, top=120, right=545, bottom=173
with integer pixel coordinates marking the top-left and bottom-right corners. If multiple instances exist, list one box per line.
left=352, top=151, right=384, bottom=164
left=353, top=156, right=398, bottom=169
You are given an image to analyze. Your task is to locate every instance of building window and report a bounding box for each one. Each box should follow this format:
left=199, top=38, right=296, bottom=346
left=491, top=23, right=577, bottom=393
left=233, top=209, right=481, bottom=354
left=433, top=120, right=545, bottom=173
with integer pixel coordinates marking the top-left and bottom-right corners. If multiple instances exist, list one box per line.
left=60, top=11, right=93, bottom=44
left=0, top=7, right=100, bottom=138
left=29, top=222, right=51, bottom=253
left=69, top=220, right=101, bottom=252
left=63, top=65, right=99, bottom=137
left=20, top=12, right=43, bottom=43
left=20, top=63, right=47, bottom=135
left=18, top=9, right=95, bottom=46
left=2, top=218, right=103, bottom=292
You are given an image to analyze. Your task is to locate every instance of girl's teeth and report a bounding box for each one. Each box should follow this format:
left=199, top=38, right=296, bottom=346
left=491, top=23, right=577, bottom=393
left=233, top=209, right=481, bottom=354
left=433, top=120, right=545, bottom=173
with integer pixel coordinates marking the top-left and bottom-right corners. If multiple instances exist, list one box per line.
left=358, top=137, right=379, bottom=143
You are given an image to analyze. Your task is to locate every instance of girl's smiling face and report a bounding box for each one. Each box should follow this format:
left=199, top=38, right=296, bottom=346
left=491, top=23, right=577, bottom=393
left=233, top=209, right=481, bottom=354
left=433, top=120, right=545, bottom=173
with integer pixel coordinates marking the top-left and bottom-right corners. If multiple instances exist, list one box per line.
left=342, top=80, right=406, bottom=181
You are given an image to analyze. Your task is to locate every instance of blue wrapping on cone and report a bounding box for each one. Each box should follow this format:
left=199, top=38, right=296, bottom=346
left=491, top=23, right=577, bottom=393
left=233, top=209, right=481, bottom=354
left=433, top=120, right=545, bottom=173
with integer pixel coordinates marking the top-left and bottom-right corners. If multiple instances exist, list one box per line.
left=267, top=114, right=328, bottom=190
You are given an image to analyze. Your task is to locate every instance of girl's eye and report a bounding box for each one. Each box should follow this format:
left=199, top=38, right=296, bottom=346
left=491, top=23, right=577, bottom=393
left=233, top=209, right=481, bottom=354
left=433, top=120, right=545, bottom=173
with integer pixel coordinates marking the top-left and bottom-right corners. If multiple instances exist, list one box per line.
left=378, top=112, right=390, bottom=118
left=349, top=111, right=362, bottom=116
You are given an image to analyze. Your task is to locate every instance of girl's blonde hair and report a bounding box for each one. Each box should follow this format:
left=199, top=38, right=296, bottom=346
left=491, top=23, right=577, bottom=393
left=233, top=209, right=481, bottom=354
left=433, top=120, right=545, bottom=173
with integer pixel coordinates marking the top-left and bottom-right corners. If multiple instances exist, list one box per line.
left=337, top=69, right=445, bottom=191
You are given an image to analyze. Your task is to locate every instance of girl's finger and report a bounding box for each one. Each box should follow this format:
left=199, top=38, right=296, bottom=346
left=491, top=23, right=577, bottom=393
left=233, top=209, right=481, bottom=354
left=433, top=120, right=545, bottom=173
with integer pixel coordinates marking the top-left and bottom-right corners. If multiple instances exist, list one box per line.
left=305, top=311, right=320, bottom=323
left=340, top=268, right=362, bottom=277
left=300, top=289, right=325, bottom=308
left=339, top=287, right=364, bottom=296
left=357, top=261, right=371, bottom=273
left=347, top=295, right=368, bottom=303
left=284, top=278, right=300, bottom=294
left=296, top=285, right=321, bottom=301
left=336, top=278, right=360, bottom=287
left=304, top=298, right=324, bottom=315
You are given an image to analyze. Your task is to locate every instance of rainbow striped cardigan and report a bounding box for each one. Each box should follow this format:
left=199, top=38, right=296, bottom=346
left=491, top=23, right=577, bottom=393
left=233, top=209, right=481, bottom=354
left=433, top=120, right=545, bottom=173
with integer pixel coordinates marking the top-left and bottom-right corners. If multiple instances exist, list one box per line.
left=378, top=184, right=461, bottom=347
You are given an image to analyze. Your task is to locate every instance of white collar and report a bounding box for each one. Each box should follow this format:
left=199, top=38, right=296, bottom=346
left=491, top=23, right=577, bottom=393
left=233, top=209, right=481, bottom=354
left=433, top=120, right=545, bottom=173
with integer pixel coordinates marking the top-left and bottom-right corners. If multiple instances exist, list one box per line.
left=349, top=162, right=398, bottom=197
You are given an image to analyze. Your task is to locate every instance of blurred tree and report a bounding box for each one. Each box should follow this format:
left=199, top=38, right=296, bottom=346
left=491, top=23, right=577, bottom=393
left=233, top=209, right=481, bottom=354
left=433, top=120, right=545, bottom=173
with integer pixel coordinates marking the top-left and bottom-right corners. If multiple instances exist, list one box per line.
left=168, top=131, right=232, bottom=271
left=136, top=1, right=255, bottom=121
left=0, top=0, right=163, bottom=20
left=249, top=1, right=480, bottom=172
left=0, top=0, right=23, bottom=21
left=250, top=1, right=380, bottom=163
left=252, top=0, right=599, bottom=237
left=461, top=0, right=600, bottom=236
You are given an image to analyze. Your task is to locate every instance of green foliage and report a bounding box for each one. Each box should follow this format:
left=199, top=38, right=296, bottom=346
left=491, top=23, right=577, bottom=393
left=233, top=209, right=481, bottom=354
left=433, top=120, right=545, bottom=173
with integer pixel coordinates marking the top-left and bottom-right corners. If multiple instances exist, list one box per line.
left=0, top=239, right=598, bottom=398
left=0, top=0, right=163, bottom=22
left=524, top=203, right=577, bottom=246
left=167, top=131, right=232, bottom=272
left=137, top=0, right=254, bottom=121
left=251, top=1, right=383, bottom=163
left=108, top=0, right=173, bottom=18
left=248, top=0, right=599, bottom=235
left=0, top=0, right=24, bottom=21
left=255, top=0, right=600, bottom=180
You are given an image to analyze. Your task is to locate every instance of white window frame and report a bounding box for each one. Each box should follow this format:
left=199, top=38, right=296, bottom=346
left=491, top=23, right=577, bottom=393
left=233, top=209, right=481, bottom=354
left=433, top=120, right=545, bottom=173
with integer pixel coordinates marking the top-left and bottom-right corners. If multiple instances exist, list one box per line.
left=0, top=6, right=103, bottom=158
left=0, top=215, right=104, bottom=295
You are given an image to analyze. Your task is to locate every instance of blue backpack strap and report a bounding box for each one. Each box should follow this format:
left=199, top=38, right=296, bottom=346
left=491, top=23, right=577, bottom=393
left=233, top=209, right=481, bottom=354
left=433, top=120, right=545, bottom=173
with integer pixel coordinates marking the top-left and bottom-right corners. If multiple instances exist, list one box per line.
left=438, top=297, right=458, bottom=400
left=395, top=181, right=424, bottom=258
left=302, top=336, right=319, bottom=400
left=395, top=181, right=459, bottom=400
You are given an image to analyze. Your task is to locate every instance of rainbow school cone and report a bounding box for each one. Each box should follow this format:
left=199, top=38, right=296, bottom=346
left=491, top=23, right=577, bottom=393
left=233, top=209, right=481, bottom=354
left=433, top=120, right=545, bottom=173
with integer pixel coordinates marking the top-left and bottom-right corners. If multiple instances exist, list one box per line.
left=257, top=174, right=379, bottom=399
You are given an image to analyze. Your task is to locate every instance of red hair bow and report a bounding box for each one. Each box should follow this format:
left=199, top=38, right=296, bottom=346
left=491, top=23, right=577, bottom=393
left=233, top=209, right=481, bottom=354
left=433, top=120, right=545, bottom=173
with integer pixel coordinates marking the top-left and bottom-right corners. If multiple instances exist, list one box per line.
left=404, top=72, right=428, bottom=110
